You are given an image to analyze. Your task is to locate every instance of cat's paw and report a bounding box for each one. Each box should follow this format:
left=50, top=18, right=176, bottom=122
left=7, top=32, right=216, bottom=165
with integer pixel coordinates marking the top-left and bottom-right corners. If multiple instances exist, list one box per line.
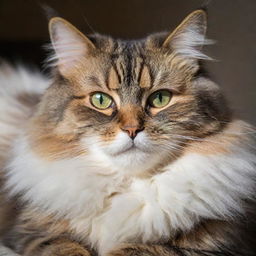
left=41, top=244, right=92, bottom=256
left=107, top=244, right=169, bottom=256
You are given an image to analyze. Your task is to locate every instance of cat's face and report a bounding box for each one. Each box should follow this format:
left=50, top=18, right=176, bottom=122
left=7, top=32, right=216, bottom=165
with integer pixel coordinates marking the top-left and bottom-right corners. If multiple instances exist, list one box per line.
left=29, top=10, right=230, bottom=174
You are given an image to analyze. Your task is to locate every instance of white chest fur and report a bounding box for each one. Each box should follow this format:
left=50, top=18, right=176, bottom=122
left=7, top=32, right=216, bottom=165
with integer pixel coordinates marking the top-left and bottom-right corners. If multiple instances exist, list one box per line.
left=6, top=136, right=256, bottom=255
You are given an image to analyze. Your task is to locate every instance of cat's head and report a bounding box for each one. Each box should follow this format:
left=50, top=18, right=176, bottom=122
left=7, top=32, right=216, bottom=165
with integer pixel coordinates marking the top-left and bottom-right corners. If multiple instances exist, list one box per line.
left=28, top=10, right=231, bottom=174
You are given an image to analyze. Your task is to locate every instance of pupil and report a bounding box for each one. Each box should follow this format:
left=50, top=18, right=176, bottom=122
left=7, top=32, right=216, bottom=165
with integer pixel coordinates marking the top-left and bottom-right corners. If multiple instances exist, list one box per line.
left=158, top=92, right=162, bottom=103
left=99, top=94, right=104, bottom=105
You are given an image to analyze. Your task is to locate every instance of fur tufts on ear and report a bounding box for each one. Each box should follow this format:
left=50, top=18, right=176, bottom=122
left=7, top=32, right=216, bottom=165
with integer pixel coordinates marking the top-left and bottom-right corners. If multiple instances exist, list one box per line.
left=47, top=17, right=95, bottom=75
left=163, top=10, right=213, bottom=60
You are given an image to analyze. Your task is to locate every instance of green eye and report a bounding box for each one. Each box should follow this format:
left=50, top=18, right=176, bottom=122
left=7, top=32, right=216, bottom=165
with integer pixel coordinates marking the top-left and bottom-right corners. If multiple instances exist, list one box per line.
left=148, top=90, right=172, bottom=108
left=90, top=92, right=113, bottom=109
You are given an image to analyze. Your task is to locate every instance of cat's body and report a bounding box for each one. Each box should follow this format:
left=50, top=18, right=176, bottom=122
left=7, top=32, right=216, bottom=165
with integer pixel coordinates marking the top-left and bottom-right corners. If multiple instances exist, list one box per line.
left=0, top=10, right=255, bottom=256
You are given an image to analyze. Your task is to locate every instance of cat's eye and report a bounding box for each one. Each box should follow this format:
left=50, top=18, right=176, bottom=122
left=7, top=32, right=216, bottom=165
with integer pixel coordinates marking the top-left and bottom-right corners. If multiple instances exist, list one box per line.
left=90, top=92, right=113, bottom=110
left=148, top=90, right=172, bottom=108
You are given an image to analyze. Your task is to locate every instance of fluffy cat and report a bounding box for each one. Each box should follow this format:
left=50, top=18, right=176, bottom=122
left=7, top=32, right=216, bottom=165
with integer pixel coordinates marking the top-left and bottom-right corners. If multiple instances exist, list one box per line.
left=0, top=9, right=255, bottom=256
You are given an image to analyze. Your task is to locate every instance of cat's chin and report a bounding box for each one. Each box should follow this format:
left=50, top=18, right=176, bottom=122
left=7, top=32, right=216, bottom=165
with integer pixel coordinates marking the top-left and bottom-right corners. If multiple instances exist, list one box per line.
left=105, top=148, right=158, bottom=174
left=102, top=131, right=154, bottom=156
left=109, top=144, right=138, bottom=156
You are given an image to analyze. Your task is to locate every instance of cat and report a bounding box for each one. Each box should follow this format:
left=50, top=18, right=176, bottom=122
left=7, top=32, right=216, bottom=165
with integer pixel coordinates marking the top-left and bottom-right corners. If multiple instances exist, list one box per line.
left=0, top=8, right=255, bottom=256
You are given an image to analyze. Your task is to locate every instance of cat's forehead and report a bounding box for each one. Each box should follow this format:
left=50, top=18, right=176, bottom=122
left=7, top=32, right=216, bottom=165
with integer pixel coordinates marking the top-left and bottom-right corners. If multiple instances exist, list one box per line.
left=67, top=35, right=188, bottom=98
left=69, top=39, right=150, bottom=92
left=79, top=37, right=174, bottom=92
left=109, top=42, right=151, bottom=90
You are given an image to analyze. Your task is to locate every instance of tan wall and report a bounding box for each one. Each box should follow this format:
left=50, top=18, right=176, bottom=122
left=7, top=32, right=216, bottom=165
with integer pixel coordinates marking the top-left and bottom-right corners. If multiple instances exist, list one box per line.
left=0, top=0, right=255, bottom=123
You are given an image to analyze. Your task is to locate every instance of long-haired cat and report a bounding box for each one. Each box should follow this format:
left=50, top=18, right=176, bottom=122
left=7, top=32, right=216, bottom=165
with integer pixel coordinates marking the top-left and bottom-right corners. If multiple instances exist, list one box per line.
left=0, top=9, right=255, bottom=256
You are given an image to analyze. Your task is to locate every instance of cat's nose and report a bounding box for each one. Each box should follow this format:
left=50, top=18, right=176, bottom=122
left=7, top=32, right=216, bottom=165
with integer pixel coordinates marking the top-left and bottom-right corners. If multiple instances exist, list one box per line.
left=121, top=125, right=144, bottom=140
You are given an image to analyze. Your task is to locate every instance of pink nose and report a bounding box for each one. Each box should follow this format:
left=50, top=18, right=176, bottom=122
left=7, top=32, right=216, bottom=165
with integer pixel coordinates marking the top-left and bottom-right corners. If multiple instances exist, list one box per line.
left=121, top=125, right=144, bottom=139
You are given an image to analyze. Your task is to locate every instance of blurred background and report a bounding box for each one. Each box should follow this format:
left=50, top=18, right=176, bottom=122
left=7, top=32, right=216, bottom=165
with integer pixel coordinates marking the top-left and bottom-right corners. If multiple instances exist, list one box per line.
left=0, top=0, right=255, bottom=124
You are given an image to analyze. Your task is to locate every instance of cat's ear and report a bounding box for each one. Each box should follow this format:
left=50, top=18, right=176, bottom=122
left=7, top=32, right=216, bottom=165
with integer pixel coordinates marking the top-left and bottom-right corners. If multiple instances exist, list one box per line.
left=163, top=10, right=212, bottom=60
left=48, top=17, right=95, bottom=75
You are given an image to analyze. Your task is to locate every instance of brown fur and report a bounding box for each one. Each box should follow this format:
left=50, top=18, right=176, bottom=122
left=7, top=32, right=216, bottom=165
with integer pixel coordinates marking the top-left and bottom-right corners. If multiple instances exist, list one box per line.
left=0, top=9, right=255, bottom=256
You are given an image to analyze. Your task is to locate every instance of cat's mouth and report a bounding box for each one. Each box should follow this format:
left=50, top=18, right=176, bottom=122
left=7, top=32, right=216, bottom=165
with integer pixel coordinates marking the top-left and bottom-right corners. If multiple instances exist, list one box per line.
left=97, top=131, right=153, bottom=157
left=111, top=140, right=152, bottom=156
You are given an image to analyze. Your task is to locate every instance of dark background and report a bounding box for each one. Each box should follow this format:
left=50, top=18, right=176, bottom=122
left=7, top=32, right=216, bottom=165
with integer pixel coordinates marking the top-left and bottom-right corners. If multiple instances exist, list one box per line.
left=0, top=0, right=255, bottom=124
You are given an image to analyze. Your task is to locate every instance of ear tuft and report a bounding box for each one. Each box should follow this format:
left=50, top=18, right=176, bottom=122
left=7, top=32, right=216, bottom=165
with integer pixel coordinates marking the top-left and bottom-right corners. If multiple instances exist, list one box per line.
left=163, top=10, right=213, bottom=60
left=47, top=17, right=95, bottom=75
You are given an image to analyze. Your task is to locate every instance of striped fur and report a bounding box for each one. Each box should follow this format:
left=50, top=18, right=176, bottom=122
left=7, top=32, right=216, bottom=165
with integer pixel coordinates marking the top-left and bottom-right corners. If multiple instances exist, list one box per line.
left=0, top=9, right=256, bottom=256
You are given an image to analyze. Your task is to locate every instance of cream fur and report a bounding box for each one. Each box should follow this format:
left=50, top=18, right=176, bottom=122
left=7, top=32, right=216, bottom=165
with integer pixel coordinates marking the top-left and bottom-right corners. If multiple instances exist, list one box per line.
left=0, top=64, right=49, bottom=154
left=6, top=124, right=256, bottom=255
left=0, top=244, right=19, bottom=256
left=0, top=64, right=49, bottom=255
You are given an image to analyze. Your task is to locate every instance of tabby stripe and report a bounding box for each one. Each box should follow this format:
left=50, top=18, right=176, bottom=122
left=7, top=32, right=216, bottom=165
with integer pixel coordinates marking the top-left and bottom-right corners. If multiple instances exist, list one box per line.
left=115, top=58, right=125, bottom=84
left=21, top=235, right=53, bottom=255
left=136, top=58, right=144, bottom=85
left=85, top=75, right=103, bottom=88
left=124, top=47, right=132, bottom=85
left=71, top=95, right=86, bottom=100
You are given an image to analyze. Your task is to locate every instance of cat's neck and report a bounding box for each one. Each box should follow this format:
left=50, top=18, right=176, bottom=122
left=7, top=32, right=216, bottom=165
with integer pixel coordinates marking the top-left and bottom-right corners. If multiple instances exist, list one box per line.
left=6, top=121, right=256, bottom=220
